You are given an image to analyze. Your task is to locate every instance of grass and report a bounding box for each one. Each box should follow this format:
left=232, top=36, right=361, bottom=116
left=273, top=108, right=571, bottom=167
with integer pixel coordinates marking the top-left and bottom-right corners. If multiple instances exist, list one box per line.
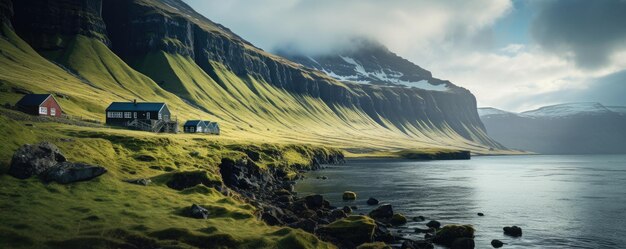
left=0, top=111, right=339, bottom=249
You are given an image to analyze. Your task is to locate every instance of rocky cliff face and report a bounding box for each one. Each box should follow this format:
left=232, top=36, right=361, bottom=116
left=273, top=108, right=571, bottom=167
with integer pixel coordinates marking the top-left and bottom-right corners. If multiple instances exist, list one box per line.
left=7, top=0, right=501, bottom=149
left=11, top=0, right=109, bottom=49
left=0, top=0, right=12, bottom=28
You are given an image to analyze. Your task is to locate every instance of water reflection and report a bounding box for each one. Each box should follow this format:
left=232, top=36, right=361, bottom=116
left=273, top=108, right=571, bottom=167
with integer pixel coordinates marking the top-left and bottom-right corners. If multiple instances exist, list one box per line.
left=295, top=155, right=626, bottom=248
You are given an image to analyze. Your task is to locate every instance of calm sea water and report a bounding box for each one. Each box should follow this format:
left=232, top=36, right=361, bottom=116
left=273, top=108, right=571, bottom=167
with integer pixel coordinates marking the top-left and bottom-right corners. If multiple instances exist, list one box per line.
left=295, top=155, right=626, bottom=248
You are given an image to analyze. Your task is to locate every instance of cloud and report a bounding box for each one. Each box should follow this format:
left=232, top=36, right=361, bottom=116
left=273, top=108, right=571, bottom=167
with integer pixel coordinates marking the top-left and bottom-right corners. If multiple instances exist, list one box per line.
left=530, top=0, right=626, bottom=70
left=183, top=0, right=512, bottom=55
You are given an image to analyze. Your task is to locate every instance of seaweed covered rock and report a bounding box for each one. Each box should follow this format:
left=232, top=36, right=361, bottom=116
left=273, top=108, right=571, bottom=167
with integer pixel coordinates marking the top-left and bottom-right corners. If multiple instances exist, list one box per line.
left=426, top=220, right=441, bottom=229
left=390, top=213, right=408, bottom=226
left=166, top=171, right=222, bottom=190
left=8, top=142, right=66, bottom=179
left=44, top=162, right=107, bottom=184
left=343, top=191, right=357, bottom=200
left=318, top=216, right=376, bottom=246
left=357, top=242, right=392, bottom=249
left=432, top=225, right=475, bottom=247
left=369, top=204, right=394, bottom=220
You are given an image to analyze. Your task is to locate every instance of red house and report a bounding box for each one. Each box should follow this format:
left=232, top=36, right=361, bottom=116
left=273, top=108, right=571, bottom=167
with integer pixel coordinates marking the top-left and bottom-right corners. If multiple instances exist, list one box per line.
left=15, top=94, right=63, bottom=117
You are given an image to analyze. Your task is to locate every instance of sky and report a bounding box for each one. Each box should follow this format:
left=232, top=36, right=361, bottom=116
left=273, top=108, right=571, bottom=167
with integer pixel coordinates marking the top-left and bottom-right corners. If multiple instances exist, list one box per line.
left=182, top=0, right=626, bottom=112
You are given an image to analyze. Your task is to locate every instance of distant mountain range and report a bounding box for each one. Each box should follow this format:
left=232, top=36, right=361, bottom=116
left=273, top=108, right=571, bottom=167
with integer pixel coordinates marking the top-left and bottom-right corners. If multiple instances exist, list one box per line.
left=479, top=103, right=626, bottom=154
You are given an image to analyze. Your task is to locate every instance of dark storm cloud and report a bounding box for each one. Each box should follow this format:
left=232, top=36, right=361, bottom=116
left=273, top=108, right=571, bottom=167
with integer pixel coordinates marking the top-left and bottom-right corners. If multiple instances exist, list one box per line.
left=531, top=0, right=626, bottom=69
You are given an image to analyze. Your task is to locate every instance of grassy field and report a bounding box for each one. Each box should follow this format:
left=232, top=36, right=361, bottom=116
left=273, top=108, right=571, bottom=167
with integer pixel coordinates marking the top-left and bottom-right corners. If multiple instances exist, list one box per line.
left=0, top=111, right=343, bottom=249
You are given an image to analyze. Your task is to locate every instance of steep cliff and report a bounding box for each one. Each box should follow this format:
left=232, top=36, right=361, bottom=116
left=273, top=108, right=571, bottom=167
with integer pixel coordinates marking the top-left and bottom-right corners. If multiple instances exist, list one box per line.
left=3, top=0, right=504, bottom=152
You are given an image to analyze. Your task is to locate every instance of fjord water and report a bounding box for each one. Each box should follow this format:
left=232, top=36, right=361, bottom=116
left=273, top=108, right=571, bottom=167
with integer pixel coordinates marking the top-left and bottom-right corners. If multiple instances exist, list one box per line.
left=295, top=155, right=626, bottom=248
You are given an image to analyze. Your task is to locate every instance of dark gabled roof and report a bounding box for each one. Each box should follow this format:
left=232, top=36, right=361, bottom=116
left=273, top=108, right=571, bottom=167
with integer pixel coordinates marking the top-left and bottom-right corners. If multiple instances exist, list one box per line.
left=106, top=102, right=166, bottom=112
left=16, top=94, right=52, bottom=106
left=183, top=120, right=205, bottom=127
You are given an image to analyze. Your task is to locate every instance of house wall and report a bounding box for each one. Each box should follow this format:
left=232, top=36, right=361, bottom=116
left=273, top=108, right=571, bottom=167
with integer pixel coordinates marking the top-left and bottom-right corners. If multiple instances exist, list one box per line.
left=40, top=97, right=62, bottom=117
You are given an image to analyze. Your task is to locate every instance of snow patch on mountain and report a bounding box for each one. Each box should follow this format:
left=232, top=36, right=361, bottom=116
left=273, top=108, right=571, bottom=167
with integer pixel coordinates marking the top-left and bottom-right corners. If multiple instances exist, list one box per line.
left=327, top=56, right=449, bottom=91
left=522, top=102, right=613, bottom=118
left=478, top=107, right=515, bottom=117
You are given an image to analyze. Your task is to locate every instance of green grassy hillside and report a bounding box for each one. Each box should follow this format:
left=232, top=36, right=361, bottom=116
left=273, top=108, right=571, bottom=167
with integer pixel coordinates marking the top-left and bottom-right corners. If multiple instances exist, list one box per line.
left=0, top=22, right=507, bottom=155
left=0, top=112, right=338, bottom=249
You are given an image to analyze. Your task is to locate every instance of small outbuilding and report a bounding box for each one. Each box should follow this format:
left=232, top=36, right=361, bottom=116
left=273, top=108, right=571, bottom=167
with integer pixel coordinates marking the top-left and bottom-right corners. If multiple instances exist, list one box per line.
left=183, top=120, right=207, bottom=133
left=16, top=94, right=63, bottom=117
left=205, top=121, right=220, bottom=135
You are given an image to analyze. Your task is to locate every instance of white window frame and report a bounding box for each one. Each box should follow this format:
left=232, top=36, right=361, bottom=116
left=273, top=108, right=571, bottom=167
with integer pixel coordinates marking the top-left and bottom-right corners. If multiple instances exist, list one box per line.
left=158, top=113, right=162, bottom=120
left=146, top=112, right=150, bottom=119
left=39, top=106, right=48, bottom=115
left=107, top=112, right=123, bottom=118
left=133, top=112, right=137, bottom=119
left=124, top=112, right=132, bottom=118
left=50, top=108, right=56, bottom=116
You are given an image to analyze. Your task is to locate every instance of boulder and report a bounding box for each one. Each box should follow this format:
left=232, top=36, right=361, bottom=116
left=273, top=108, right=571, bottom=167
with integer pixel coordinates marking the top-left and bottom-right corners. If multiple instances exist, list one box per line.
left=304, top=194, right=324, bottom=209
left=503, top=226, right=522, bottom=237
left=331, top=209, right=348, bottom=219
left=451, top=238, right=475, bottom=249
left=261, top=211, right=282, bottom=226
left=8, top=142, right=66, bottom=179
left=390, top=213, right=408, bottom=226
left=432, top=224, right=475, bottom=247
left=491, top=239, right=504, bottom=248
left=318, top=216, right=376, bottom=245
left=188, top=204, right=210, bottom=219
left=477, top=213, right=484, bottom=216
left=343, top=206, right=353, bottom=214
left=291, top=218, right=317, bottom=233
left=426, top=220, right=441, bottom=229
left=44, top=162, right=107, bottom=184
left=367, top=197, right=379, bottom=205
left=343, top=191, right=357, bottom=200
left=369, top=204, right=394, bottom=220
left=401, top=240, right=434, bottom=249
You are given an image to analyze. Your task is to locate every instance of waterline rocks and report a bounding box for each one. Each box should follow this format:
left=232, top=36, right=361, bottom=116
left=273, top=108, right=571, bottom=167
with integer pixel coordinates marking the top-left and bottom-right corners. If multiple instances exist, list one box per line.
left=367, top=197, right=379, bottom=205
left=318, top=215, right=376, bottom=247
left=426, top=220, right=441, bottom=229
left=503, top=226, right=522, bottom=237
left=343, top=191, right=357, bottom=200
left=369, top=204, right=394, bottom=220
left=44, top=162, right=107, bottom=184
left=8, top=142, right=66, bottom=179
left=390, top=213, right=408, bottom=226
left=491, top=239, right=504, bottom=248
left=432, top=225, right=475, bottom=248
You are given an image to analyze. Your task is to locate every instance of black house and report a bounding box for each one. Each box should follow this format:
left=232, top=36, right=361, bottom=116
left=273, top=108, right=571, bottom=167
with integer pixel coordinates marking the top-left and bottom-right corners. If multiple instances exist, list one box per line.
left=105, top=100, right=177, bottom=133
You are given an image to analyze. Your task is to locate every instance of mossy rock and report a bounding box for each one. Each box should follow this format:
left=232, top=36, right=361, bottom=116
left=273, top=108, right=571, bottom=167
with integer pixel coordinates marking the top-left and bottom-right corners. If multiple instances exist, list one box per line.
left=342, top=191, right=357, bottom=200
left=432, top=224, right=475, bottom=246
left=318, top=215, right=376, bottom=245
left=357, top=242, right=392, bottom=249
left=390, top=213, right=407, bottom=226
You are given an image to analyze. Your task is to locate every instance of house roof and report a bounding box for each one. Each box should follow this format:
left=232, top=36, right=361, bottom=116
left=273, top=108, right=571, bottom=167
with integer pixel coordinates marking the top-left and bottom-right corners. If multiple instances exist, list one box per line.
left=183, top=120, right=205, bottom=127
left=16, top=94, right=52, bottom=106
left=106, top=102, right=166, bottom=112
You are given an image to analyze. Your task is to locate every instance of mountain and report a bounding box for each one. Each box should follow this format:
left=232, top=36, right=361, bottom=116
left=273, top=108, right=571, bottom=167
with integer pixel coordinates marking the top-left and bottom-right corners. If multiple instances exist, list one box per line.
left=0, top=0, right=503, bottom=153
left=281, top=38, right=447, bottom=89
left=478, top=103, right=626, bottom=154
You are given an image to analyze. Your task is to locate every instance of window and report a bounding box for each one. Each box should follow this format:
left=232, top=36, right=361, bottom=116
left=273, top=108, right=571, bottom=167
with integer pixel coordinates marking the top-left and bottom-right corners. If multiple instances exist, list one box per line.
left=190, top=127, right=195, bottom=132
left=50, top=108, right=56, bottom=116
left=39, top=107, right=47, bottom=115
left=158, top=113, right=162, bottom=120
left=124, top=112, right=132, bottom=118
left=146, top=112, right=150, bottom=119
left=133, top=112, right=137, bottom=119
left=107, top=112, right=123, bottom=118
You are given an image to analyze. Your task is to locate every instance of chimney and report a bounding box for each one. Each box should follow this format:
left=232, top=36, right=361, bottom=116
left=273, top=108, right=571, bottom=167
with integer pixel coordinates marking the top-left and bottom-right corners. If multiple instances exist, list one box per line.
left=133, top=99, right=137, bottom=105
